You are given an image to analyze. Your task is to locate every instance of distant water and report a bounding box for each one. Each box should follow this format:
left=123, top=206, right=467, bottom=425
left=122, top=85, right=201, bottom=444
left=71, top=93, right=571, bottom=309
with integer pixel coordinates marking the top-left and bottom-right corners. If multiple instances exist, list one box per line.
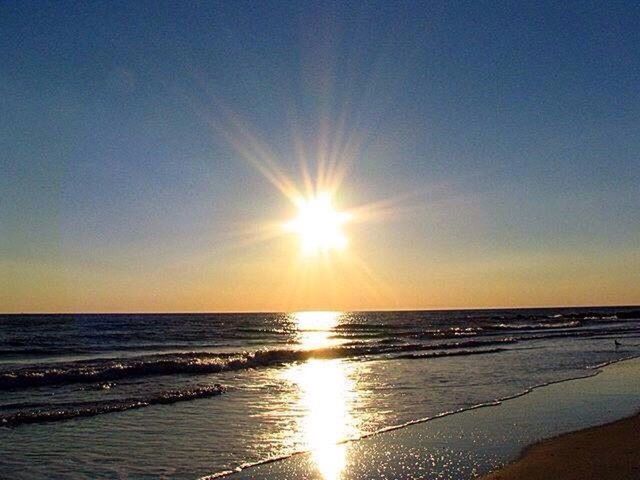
left=1, top=307, right=639, bottom=479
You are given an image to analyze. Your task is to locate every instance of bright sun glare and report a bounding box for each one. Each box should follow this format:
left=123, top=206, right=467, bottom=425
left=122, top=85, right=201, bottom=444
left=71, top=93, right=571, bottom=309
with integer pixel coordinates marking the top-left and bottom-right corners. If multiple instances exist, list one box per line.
left=285, top=193, right=351, bottom=255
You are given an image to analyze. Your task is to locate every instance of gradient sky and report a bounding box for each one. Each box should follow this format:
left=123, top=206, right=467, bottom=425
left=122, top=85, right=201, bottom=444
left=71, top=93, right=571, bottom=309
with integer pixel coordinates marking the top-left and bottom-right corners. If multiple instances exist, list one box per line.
left=1, top=1, right=639, bottom=312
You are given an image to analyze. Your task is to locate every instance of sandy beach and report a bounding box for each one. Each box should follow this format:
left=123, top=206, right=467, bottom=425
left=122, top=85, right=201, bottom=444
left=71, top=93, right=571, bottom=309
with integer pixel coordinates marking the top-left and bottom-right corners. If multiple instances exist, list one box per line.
left=483, top=412, right=640, bottom=480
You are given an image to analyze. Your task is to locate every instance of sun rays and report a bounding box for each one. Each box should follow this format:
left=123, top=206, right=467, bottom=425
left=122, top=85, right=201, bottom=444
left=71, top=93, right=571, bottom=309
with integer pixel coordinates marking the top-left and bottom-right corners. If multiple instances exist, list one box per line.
left=195, top=94, right=407, bottom=309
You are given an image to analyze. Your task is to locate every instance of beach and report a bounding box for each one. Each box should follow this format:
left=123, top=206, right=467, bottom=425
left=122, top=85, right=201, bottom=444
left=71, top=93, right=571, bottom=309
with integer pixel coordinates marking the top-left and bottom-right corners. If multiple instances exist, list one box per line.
left=228, top=356, right=640, bottom=479
left=483, top=412, right=640, bottom=480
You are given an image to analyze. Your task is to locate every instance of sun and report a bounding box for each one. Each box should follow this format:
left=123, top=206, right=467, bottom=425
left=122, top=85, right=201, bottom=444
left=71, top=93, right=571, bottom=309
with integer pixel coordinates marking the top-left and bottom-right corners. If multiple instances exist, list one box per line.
left=285, top=192, right=351, bottom=255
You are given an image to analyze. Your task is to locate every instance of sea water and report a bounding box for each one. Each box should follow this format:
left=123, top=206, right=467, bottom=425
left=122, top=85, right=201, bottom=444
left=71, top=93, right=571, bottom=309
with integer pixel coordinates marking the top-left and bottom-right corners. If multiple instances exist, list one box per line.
left=1, top=307, right=639, bottom=479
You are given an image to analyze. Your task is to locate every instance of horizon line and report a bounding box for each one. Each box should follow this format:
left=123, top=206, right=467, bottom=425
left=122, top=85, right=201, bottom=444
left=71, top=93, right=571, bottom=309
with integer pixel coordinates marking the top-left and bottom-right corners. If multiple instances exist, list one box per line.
left=2, top=303, right=639, bottom=316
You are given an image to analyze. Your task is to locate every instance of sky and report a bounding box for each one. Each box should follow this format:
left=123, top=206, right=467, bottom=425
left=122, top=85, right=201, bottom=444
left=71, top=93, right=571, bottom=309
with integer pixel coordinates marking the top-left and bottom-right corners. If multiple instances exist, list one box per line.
left=1, top=0, right=639, bottom=313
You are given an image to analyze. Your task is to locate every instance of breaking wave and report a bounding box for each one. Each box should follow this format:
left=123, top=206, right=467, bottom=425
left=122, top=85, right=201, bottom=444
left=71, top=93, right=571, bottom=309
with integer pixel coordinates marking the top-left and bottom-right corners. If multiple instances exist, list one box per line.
left=394, top=347, right=507, bottom=359
left=0, top=384, right=226, bottom=427
left=0, top=339, right=516, bottom=390
left=484, top=320, right=581, bottom=330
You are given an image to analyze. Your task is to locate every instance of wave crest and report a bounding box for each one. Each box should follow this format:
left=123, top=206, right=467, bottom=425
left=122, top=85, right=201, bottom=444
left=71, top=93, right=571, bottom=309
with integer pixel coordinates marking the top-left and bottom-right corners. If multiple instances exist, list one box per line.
left=0, top=339, right=517, bottom=389
left=0, top=384, right=226, bottom=427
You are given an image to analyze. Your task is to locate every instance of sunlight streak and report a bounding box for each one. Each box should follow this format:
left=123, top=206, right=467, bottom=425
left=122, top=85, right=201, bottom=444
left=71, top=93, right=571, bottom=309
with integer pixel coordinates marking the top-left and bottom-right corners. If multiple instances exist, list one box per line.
left=294, top=311, right=342, bottom=349
left=284, top=311, right=360, bottom=480
left=194, top=85, right=421, bottom=310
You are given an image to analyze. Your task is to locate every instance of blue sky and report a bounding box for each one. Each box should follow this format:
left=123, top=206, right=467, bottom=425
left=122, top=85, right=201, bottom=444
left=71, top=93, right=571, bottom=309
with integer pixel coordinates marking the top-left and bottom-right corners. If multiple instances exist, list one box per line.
left=1, top=1, right=639, bottom=311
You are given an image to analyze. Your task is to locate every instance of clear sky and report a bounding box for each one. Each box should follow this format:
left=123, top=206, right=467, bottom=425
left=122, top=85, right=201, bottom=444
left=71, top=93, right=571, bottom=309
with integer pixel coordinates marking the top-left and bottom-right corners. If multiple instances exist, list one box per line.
left=1, top=1, right=639, bottom=312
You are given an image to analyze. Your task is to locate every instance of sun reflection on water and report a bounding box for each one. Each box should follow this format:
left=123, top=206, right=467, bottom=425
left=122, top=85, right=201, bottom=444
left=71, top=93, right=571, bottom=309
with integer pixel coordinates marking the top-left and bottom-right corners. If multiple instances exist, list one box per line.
left=284, top=311, right=360, bottom=480
left=295, top=311, right=342, bottom=332
left=294, top=310, right=342, bottom=349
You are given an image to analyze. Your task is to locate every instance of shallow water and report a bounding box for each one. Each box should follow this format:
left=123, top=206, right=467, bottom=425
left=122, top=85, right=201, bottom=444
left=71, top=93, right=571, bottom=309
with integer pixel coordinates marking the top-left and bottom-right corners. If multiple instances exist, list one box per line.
left=1, top=307, right=639, bottom=479
left=238, top=357, right=640, bottom=479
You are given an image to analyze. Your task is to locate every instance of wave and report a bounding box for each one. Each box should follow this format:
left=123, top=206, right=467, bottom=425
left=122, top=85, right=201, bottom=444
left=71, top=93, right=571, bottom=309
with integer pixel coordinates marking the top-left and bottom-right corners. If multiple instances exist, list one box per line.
left=526, top=326, right=640, bottom=341
left=478, top=310, right=639, bottom=324
left=0, top=342, right=239, bottom=358
left=484, top=320, right=581, bottom=331
left=0, top=384, right=225, bottom=427
left=618, top=309, right=640, bottom=319
left=0, top=338, right=517, bottom=390
left=394, top=347, right=507, bottom=359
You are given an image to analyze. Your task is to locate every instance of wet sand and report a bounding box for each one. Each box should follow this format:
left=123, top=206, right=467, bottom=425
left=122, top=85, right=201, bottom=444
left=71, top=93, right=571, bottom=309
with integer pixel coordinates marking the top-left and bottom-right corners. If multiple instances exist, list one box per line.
left=483, top=412, right=640, bottom=480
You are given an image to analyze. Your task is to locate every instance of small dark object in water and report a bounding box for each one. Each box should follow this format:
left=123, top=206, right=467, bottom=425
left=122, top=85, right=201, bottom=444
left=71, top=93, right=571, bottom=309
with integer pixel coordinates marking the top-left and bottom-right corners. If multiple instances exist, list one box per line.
left=614, top=340, right=622, bottom=348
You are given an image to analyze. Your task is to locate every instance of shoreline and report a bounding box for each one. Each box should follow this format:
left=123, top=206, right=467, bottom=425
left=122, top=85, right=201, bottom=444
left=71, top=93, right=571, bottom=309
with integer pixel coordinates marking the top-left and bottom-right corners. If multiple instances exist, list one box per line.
left=482, top=412, right=640, bottom=480
left=226, top=355, right=640, bottom=479
left=212, top=355, right=638, bottom=478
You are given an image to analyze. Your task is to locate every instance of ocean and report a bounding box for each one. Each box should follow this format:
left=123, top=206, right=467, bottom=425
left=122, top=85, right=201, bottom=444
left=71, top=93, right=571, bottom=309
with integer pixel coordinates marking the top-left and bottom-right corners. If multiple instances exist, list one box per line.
left=1, top=307, right=639, bottom=479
